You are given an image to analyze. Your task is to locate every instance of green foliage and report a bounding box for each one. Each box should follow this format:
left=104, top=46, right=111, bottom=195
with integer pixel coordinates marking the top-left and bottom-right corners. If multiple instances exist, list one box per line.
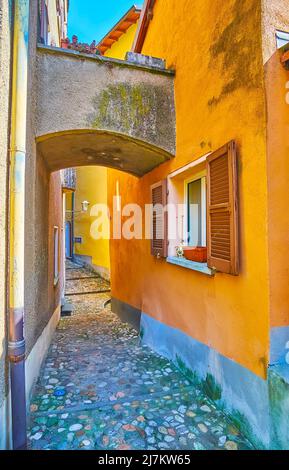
left=175, top=355, right=199, bottom=384
left=90, top=83, right=153, bottom=132
left=202, top=373, right=222, bottom=401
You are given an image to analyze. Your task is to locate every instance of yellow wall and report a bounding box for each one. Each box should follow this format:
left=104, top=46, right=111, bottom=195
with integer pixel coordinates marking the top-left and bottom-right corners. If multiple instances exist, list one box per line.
left=65, top=191, right=72, bottom=212
left=74, top=167, right=110, bottom=273
left=108, top=0, right=271, bottom=378
left=104, top=23, right=139, bottom=59
left=265, top=51, right=289, bottom=328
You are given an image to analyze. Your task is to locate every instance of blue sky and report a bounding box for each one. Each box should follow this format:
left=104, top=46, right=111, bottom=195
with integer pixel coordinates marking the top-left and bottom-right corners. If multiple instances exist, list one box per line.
left=68, top=1, right=143, bottom=44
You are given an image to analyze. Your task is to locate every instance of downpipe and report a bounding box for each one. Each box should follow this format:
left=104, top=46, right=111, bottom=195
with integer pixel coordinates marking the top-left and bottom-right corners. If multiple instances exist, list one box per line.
left=8, top=0, right=29, bottom=450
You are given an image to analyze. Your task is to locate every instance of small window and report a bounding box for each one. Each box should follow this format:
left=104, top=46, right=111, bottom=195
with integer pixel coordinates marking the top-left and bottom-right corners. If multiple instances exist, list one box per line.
left=53, top=226, right=59, bottom=286
left=186, top=177, right=206, bottom=247
left=276, top=30, right=289, bottom=49
left=167, top=142, right=239, bottom=275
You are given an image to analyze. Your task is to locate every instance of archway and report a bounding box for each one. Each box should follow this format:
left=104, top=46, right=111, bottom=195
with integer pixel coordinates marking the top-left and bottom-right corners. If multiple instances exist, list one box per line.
left=37, top=129, right=173, bottom=177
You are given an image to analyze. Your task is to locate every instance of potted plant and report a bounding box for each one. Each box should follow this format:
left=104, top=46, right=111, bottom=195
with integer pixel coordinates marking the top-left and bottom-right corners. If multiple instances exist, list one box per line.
left=183, top=246, right=207, bottom=263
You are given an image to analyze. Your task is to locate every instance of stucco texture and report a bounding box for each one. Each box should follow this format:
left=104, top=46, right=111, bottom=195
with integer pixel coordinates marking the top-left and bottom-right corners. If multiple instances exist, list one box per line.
left=109, top=0, right=270, bottom=378
left=35, top=46, right=175, bottom=176
left=24, top=2, right=63, bottom=356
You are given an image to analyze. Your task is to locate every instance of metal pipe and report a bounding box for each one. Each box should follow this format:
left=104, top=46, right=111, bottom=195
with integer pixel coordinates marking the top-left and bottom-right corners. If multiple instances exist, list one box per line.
left=8, top=0, right=29, bottom=450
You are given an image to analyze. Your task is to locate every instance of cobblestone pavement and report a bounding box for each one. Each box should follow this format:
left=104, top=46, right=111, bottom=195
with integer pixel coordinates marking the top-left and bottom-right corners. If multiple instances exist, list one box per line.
left=28, top=262, right=253, bottom=450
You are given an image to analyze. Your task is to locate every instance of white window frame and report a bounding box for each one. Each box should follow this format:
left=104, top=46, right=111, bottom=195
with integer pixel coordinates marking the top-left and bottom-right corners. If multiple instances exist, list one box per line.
left=53, top=226, right=59, bottom=286
left=276, top=30, right=289, bottom=49
left=184, top=171, right=206, bottom=247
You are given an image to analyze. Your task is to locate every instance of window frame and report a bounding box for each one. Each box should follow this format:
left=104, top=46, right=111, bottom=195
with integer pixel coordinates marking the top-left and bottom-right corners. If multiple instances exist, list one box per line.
left=276, top=30, right=289, bottom=49
left=184, top=171, right=207, bottom=247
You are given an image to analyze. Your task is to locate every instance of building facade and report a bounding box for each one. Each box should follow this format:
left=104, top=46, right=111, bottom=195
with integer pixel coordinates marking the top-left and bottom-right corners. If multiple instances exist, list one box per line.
left=108, top=0, right=289, bottom=449
left=0, top=0, right=289, bottom=450
left=0, top=0, right=68, bottom=448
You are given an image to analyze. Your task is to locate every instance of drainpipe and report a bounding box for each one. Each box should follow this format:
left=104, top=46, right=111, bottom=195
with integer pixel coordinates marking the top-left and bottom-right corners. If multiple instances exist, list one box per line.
left=8, top=0, right=29, bottom=450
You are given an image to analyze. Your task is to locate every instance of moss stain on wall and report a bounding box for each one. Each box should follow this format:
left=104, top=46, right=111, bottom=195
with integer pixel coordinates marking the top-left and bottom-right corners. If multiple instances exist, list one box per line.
left=89, top=83, right=153, bottom=134
left=208, top=0, right=263, bottom=107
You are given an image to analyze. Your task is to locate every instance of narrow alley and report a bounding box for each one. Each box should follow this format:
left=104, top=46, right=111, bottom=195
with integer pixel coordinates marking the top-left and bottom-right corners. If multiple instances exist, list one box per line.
left=27, top=262, right=253, bottom=451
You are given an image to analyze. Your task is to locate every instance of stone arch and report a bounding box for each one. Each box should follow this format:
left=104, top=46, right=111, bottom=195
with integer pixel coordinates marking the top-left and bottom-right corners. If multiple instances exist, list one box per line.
left=35, top=45, right=176, bottom=176
left=37, top=129, right=174, bottom=176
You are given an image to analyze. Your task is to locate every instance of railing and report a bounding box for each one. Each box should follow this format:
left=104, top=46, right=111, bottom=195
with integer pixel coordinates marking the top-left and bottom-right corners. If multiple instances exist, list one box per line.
left=61, top=168, right=76, bottom=191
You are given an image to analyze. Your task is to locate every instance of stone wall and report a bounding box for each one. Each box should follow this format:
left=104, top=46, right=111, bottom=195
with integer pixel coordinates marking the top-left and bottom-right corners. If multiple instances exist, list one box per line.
left=34, top=45, right=175, bottom=176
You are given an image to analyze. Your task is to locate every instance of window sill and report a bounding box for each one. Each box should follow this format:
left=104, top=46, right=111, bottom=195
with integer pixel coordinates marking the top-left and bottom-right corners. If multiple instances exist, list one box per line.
left=166, top=256, right=215, bottom=277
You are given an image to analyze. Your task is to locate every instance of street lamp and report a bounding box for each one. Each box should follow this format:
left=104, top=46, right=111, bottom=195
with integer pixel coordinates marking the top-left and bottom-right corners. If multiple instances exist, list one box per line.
left=81, top=200, right=90, bottom=212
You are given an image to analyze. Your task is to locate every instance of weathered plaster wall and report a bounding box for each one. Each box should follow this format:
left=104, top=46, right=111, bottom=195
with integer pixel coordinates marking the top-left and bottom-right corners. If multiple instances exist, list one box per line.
left=35, top=46, right=175, bottom=161
left=0, top=0, right=12, bottom=446
left=109, top=0, right=269, bottom=379
left=25, top=2, right=63, bottom=356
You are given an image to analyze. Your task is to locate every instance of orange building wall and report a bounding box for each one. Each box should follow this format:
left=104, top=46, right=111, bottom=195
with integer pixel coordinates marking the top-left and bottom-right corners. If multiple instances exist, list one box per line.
left=108, top=0, right=271, bottom=378
left=265, top=50, right=289, bottom=328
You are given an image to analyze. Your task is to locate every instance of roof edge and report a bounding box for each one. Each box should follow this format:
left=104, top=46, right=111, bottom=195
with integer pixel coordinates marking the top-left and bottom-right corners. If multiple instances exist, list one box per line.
left=97, top=5, right=141, bottom=53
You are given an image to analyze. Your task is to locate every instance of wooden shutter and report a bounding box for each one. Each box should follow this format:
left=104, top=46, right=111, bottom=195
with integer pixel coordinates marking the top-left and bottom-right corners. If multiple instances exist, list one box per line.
left=151, top=179, right=168, bottom=258
left=206, top=141, right=239, bottom=275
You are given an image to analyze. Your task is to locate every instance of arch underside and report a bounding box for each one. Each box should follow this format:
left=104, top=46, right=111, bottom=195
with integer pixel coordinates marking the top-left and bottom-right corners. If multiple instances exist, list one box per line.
left=37, top=130, right=174, bottom=177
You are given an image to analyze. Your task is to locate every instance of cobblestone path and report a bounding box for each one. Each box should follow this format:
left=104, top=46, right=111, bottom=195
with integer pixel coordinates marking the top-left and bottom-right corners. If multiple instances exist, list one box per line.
left=28, top=262, right=253, bottom=450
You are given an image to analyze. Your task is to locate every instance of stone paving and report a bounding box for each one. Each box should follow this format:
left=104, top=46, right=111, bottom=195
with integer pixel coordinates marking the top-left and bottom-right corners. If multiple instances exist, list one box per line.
left=28, top=262, right=254, bottom=450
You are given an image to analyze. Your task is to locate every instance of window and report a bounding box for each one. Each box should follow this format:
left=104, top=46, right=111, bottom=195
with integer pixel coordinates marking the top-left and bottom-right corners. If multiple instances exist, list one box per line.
left=156, top=141, right=239, bottom=276
left=185, top=176, right=206, bottom=247
left=53, top=226, right=59, bottom=286
left=276, top=30, right=289, bottom=49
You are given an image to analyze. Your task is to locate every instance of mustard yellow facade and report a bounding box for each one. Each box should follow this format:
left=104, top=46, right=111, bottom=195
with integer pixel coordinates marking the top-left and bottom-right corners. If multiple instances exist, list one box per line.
left=110, top=0, right=270, bottom=378
left=74, top=167, right=110, bottom=278
left=104, top=23, right=139, bottom=59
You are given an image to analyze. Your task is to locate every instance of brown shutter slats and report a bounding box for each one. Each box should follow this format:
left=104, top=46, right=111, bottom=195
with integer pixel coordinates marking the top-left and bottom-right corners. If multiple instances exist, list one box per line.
left=151, top=179, right=168, bottom=258
left=207, top=141, right=239, bottom=275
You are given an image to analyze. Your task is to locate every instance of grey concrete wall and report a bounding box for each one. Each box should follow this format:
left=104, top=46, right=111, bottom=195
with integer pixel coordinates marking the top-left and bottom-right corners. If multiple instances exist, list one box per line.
left=0, top=0, right=12, bottom=413
left=35, top=46, right=176, bottom=156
